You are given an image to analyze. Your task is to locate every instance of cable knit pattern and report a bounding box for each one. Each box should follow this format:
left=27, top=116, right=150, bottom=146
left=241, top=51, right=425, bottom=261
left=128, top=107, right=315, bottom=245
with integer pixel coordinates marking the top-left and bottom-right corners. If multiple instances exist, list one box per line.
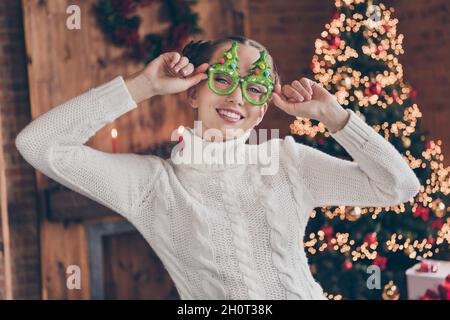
left=190, top=200, right=227, bottom=299
left=279, top=150, right=326, bottom=299
left=219, top=173, right=266, bottom=300
left=15, top=76, right=421, bottom=300
left=249, top=164, right=306, bottom=299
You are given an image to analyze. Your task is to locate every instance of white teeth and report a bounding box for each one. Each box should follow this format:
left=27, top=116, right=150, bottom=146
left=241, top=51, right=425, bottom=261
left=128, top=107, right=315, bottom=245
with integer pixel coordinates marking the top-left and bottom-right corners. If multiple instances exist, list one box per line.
left=218, top=109, right=242, bottom=120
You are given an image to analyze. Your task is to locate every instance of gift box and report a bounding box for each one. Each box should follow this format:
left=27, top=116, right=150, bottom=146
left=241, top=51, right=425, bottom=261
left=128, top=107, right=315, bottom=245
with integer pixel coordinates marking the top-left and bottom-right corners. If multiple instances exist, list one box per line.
left=406, top=259, right=450, bottom=300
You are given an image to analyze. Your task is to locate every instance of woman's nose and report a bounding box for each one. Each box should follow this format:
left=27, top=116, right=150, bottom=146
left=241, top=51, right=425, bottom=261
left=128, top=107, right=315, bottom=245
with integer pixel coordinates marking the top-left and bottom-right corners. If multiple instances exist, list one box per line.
left=227, top=85, right=244, bottom=106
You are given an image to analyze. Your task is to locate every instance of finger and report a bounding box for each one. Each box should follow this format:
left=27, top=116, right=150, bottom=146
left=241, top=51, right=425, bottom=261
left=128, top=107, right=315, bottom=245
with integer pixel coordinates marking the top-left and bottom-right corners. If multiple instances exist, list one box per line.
left=299, top=78, right=313, bottom=96
left=174, top=56, right=189, bottom=73
left=180, top=63, right=194, bottom=77
left=283, top=84, right=304, bottom=102
left=168, top=52, right=181, bottom=68
left=271, top=92, right=293, bottom=114
left=274, top=83, right=282, bottom=95
left=291, top=80, right=311, bottom=100
left=271, top=85, right=289, bottom=106
left=275, top=83, right=291, bottom=102
left=167, top=65, right=178, bottom=78
left=194, top=62, right=210, bottom=75
left=184, top=71, right=209, bottom=87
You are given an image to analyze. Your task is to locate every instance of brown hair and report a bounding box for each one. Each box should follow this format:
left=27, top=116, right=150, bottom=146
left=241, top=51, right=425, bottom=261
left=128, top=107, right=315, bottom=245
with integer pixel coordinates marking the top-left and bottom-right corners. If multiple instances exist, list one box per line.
left=181, top=35, right=281, bottom=86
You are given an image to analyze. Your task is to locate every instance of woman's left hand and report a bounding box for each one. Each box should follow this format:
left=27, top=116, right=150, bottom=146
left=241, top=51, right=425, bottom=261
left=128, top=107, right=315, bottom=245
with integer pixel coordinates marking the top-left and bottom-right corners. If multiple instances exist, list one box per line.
left=270, top=77, right=338, bottom=120
left=270, top=77, right=350, bottom=133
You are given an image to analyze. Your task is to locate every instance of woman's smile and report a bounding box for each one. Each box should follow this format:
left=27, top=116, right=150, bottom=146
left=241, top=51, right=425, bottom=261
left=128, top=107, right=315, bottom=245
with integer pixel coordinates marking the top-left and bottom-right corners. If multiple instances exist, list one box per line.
left=215, top=108, right=246, bottom=123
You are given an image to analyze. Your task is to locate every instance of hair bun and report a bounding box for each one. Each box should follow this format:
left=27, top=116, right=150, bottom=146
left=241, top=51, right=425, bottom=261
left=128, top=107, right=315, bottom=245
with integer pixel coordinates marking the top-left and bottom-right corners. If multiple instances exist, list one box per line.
left=182, top=39, right=212, bottom=67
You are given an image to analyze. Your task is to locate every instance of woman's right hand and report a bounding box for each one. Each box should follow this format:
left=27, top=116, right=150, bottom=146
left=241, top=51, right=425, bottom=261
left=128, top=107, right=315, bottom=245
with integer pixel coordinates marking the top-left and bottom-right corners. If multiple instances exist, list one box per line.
left=125, top=52, right=209, bottom=103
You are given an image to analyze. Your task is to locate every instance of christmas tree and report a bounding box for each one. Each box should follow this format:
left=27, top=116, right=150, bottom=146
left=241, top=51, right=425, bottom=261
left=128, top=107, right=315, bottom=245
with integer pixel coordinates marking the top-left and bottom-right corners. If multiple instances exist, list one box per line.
left=290, top=0, right=450, bottom=300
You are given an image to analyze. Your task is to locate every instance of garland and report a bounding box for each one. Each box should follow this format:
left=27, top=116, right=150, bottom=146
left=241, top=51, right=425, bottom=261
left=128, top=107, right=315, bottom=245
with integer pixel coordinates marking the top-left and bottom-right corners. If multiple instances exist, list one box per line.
left=94, top=0, right=202, bottom=64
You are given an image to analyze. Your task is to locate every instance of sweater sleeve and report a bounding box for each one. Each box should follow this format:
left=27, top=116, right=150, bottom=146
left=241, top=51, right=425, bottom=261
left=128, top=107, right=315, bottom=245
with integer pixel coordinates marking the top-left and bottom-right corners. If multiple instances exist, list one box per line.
left=283, top=109, right=421, bottom=209
left=15, top=76, right=164, bottom=220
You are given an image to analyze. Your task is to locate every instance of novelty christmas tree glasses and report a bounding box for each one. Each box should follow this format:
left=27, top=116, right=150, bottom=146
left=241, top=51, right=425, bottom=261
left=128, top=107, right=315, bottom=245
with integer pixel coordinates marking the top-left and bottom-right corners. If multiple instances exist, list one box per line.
left=207, top=41, right=274, bottom=106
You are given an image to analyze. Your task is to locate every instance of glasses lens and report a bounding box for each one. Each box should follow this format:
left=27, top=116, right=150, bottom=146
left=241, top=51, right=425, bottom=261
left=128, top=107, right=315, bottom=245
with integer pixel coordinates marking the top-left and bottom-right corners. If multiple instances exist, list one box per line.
left=209, top=71, right=239, bottom=95
left=243, top=81, right=270, bottom=105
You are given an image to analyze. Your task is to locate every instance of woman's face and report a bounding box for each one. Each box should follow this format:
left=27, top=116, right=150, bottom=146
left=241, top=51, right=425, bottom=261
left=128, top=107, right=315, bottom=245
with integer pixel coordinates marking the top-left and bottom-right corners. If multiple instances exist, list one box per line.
left=188, top=42, right=272, bottom=141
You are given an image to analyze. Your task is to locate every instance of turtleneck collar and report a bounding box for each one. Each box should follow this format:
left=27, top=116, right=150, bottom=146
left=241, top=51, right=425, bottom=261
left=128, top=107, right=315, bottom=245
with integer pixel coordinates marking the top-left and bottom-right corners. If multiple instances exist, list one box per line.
left=170, top=126, right=252, bottom=170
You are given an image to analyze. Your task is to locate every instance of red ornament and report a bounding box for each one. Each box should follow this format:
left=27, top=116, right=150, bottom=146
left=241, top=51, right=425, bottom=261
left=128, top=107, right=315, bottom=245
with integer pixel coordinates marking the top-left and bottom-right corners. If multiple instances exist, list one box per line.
left=332, top=35, right=341, bottom=47
left=253, top=69, right=260, bottom=76
left=427, top=237, right=435, bottom=245
left=326, top=35, right=341, bottom=49
left=327, top=239, right=334, bottom=249
left=372, top=254, right=387, bottom=271
left=370, top=82, right=382, bottom=95
left=329, top=35, right=341, bottom=49
left=393, top=94, right=400, bottom=103
left=321, top=224, right=334, bottom=239
left=344, top=259, right=353, bottom=270
left=383, top=25, right=392, bottom=32
left=219, top=58, right=225, bottom=64
left=413, top=204, right=430, bottom=221
left=430, top=219, right=443, bottom=230
left=376, top=45, right=385, bottom=54
left=364, top=232, right=378, bottom=245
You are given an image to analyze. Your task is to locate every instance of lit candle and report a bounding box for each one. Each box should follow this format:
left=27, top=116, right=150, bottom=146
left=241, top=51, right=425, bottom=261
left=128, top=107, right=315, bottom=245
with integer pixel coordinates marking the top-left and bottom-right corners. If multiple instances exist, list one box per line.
left=111, top=128, right=119, bottom=153
left=178, top=125, right=185, bottom=151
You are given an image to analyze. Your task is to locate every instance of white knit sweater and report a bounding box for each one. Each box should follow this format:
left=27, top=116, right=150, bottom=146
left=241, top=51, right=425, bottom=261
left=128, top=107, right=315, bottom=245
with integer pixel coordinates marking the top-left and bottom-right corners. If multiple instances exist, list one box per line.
left=15, top=76, right=421, bottom=300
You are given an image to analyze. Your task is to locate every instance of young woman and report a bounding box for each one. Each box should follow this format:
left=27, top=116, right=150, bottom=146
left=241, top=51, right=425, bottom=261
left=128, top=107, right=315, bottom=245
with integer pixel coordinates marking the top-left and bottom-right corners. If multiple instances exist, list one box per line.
left=15, top=35, right=420, bottom=300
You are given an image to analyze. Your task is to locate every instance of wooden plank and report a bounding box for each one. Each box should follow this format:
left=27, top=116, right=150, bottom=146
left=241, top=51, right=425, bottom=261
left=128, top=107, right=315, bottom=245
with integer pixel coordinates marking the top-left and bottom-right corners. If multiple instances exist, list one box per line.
left=0, top=112, right=13, bottom=299
left=40, top=218, right=90, bottom=299
left=103, top=230, right=179, bottom=299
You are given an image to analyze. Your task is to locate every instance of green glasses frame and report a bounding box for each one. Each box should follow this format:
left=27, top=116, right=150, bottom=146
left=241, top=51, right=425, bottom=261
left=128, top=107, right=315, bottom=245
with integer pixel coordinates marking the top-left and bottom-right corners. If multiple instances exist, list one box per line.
left=207, top=41, right=274, bottom=106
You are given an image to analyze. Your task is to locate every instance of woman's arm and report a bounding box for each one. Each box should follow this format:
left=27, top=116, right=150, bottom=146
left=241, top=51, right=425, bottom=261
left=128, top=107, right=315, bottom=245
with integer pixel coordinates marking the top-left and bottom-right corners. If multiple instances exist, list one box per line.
left=15, top=76, right=164, bottom=220
left=283, top=108, right=421, bottom=208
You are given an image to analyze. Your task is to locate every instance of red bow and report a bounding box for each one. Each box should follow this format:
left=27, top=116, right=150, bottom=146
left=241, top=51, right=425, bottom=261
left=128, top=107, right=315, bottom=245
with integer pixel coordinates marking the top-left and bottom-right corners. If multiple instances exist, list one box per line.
left=419, top=274, right=450, bottom=300
left=413, top=205, right=430, bottom=221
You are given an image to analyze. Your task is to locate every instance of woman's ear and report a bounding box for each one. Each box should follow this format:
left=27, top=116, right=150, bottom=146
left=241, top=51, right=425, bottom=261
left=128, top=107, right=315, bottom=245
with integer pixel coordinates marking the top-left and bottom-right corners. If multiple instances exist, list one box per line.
left=255, top=103, right=268, bottom=126
left=187, top=87, right=198, bottom=109
left=262, top=103, right=268, bottom=115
